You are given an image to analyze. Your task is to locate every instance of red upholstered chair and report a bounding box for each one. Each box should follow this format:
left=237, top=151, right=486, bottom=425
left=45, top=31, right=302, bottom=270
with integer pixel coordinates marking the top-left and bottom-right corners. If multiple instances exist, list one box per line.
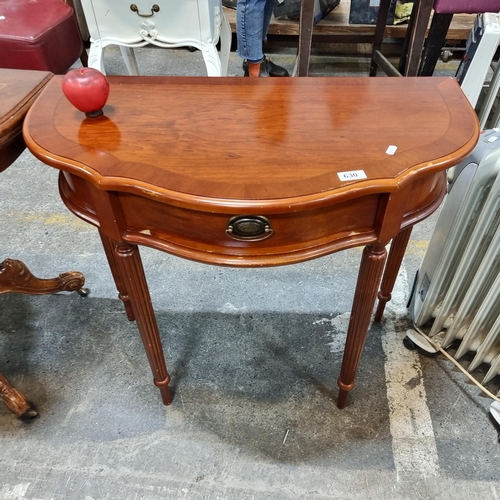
left=419, top=0, right=500, bottom=76
left=0, top=0, right=85, bottom=74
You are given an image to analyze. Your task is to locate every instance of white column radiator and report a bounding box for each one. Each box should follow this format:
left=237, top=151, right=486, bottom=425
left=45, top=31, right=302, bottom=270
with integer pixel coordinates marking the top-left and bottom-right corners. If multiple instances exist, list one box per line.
left=406, top=129, right=500, bottom=424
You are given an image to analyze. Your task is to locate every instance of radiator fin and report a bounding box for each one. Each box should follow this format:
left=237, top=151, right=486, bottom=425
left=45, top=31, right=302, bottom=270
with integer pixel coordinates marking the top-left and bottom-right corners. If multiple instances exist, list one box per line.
left=411, top=141, right=500, bottom=386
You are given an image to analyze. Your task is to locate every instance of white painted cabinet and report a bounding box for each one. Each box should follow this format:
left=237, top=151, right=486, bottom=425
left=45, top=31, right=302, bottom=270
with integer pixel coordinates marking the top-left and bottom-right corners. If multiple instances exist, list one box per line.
left=80, top=0, right=230, bottom=76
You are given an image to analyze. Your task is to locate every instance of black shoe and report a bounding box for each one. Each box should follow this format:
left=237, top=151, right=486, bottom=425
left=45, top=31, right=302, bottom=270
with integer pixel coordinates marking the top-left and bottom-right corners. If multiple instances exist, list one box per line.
left=243, top=56, right=289, bottom=77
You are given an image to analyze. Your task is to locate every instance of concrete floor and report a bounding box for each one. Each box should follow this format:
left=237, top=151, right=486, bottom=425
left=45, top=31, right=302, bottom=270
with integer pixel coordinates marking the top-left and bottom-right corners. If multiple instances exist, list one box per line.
left=1, top=44, right=500, bottom=499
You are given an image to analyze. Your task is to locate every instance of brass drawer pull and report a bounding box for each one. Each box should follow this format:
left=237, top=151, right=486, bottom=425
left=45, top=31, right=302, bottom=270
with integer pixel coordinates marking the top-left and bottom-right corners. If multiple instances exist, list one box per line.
left=130, top=4, right=160, bottom=17
left=226, top=215, right=273, bottom=241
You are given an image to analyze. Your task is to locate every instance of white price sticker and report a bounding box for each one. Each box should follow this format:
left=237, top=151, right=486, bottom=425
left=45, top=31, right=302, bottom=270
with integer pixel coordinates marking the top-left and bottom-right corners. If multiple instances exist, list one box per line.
left=386, top=145, right=398, bottom=155
left=337, top=170, right=367, bottom=182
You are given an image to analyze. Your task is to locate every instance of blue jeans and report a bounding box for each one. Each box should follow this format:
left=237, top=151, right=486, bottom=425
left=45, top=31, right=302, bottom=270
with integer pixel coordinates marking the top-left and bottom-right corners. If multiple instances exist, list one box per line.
left=236, top=0, right=275, bottom=63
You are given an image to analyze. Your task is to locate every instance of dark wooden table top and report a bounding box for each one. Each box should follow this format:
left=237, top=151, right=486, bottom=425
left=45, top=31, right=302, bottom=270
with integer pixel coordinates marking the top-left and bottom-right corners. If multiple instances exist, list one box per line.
left=24, top=76, right=478, bottom=212
left=0, top=68, right=52, bottom=172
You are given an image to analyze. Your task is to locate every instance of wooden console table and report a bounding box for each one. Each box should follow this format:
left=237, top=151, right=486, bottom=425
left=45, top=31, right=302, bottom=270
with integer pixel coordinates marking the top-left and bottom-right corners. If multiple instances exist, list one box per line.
left=0, top=68, right=85, bottom=418
left=23, top=76, right=478, bottom=409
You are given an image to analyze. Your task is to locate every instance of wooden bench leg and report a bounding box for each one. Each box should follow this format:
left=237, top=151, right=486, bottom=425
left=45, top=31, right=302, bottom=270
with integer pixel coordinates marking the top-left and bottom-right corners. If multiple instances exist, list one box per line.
left=296, top=0, right=315, bottom=76
left=369, top=0, right=394, bottom=76
left=399, top=0, right=434, bottom=76
left=419, top=13, right=454, bottom=76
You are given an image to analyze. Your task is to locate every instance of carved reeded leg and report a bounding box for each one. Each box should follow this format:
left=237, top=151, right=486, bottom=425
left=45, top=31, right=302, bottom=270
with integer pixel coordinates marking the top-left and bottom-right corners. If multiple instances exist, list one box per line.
left=0, top=259, right=84, bottom=296
left=374, top=226, right=413, bottom=322
left=113, top=241, right=172, bottom=405
left=99, top=231, right=135, bottom=321
left=337, top=243, right=387, bottom=409
left=0, top=372, right=37, bottom=418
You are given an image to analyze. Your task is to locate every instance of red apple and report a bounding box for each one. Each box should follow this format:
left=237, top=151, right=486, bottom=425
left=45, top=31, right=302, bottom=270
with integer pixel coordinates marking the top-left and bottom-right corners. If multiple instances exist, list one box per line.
left=62, top=68, right=110, bottom=118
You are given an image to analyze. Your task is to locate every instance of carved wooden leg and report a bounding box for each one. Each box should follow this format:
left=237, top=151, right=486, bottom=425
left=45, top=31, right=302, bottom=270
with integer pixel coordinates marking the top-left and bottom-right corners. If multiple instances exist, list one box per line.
left=337, top=243, right=387, bottom=409
left=0, top=259, right=84, bottom=296
left=98, top=231, right=135, bottom=321
left=113, top=241, right=172, bottom=405
left=374, top=226, right=413, bottom=322
left=0, top=372, right=37, bottom=418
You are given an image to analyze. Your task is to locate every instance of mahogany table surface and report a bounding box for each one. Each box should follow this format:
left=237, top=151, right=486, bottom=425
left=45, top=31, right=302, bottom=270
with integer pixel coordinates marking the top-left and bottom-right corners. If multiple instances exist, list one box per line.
left=23, top=76, right=478, bottom=267
left=22, top=75, right=479, bottom=408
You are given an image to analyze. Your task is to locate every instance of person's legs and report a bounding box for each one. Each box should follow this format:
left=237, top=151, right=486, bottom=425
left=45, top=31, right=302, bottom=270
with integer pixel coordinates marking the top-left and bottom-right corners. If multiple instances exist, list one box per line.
left=236, top=0, right=267, bottom=63
left=237, top=0, right=289, bottom=77
left=262, top=0, right=275, bottom=42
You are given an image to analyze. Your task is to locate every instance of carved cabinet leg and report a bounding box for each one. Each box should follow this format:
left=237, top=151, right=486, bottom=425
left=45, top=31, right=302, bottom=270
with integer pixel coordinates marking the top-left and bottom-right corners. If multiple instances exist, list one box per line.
left=99, top=231, right=135, bottom=321
left=0, top=259, right=84, bottom=296
left=113, top=241, right=172, bottom=405
left=0, top=372, right=37, bottom=418
left=337, top=243, right=387, bottom=409
left=374, top=226, right=413, bottom=322
left=202, top=44, right=223, bottom=77
left=88, top=41, right=106, bottom=74
left=119, top=46, right=140, bottom=76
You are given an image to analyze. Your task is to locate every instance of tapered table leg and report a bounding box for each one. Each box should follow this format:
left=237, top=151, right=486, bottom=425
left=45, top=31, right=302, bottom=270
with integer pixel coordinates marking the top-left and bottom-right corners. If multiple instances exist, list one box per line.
left=99, top=231, right=135, bottom=321
left=0, top=372, right=37, bottom=418
left=113, top=241, right=172, bottom=405
left=337, top=243, right=387, bottom=409
left=374, top=226, right=413, bottom=322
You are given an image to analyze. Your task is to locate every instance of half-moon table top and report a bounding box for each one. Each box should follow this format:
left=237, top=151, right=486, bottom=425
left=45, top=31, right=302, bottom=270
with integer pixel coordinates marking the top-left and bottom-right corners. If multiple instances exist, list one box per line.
left=18, top=73, right=481, bottom=411
left=23, top=76, right=479, bottom=213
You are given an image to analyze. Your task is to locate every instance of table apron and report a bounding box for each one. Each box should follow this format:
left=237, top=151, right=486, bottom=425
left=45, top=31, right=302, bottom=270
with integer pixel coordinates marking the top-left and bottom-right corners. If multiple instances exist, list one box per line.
left=58, top=170, right=447, bottom=267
